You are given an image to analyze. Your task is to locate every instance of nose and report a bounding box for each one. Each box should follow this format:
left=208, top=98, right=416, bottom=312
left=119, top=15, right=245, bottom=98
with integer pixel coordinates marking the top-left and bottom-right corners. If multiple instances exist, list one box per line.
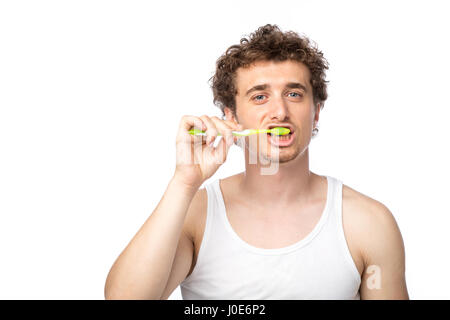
left=268, top=97, right=289, bottom=121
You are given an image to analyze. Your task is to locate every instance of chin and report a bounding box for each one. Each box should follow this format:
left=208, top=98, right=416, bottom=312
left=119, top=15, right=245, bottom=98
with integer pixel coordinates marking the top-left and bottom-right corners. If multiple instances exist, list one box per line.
left=264, top=133, right=303, bottom=163
left=261, top=144, right=302, bottom=163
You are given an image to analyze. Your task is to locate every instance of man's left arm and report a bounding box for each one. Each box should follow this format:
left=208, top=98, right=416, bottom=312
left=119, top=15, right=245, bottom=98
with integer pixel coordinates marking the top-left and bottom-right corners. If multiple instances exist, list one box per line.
left=359, top=202, right=409, bottom=299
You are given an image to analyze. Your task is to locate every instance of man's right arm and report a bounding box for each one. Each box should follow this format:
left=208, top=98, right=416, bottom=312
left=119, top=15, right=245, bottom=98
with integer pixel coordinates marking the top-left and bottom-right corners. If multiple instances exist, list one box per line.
left=104, top=175, right=199, bottom=300
left=104, top=115, right=239, bottom=299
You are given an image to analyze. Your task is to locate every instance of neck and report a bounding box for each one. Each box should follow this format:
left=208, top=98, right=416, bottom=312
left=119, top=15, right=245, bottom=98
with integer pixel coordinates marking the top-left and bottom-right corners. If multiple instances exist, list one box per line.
left=237, top=147, right=314, bottom=207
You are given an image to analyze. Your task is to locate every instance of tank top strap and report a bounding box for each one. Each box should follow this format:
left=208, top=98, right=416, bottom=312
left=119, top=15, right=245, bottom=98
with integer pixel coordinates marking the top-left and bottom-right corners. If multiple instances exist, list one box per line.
left=201, top=178, right=220, bottom=243
left=329, top=176, right=362, bottom=284
left=182, top=179, right=225, bottom=284
left=328, top=175, right=340, bottom=213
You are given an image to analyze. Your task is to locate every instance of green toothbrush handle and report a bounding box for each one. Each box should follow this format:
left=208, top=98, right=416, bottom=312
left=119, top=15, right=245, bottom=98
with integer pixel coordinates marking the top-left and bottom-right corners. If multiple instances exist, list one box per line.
left=188, top=129, right=261, bottom=136
left=188, top=129, right=209, bottom=136
left=188, top=127, right=289, bottom=136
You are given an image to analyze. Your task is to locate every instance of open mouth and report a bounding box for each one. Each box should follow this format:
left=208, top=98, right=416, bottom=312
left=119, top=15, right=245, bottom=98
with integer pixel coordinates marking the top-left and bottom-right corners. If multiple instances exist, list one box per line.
left=266, top=125, right=295, bottom=147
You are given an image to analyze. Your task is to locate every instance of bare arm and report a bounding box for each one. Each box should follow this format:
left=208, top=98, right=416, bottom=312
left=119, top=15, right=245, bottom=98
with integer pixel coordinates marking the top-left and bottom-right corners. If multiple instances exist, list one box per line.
left=104, top=175, right=198, bottom=299
left=159, top=190, right=206, bottom=299
left=359, top=202, right=409, bottom=299
left=104, top=115, right=240, bottom=299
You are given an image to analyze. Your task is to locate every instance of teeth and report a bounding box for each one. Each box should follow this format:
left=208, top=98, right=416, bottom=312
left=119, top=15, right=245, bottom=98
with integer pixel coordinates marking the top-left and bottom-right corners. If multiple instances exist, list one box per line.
left=269, top=133, right=292, bottom=141
left=278, top=134, right=291, bottom=140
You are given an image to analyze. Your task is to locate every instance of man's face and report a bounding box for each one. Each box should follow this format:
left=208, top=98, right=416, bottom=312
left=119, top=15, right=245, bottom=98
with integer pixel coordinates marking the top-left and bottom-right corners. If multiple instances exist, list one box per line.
left=226, top=59, right=319, bottom=163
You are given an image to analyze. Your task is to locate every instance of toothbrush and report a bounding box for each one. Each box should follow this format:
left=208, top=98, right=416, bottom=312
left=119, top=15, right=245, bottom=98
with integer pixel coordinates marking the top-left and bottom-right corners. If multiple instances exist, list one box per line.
left=188, top=127, right=290, bottom=137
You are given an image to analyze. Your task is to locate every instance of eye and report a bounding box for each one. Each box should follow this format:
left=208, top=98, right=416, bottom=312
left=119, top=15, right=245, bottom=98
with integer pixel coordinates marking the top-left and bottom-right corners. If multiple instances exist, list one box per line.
left=252, top=94, right=266, bottom=101
left=288, top=92, right=303, bottom=98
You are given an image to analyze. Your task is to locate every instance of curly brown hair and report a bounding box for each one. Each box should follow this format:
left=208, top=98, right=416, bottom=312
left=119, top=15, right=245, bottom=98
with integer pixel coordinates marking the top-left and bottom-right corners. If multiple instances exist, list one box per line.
left=209, top=24, right=329, bottom=118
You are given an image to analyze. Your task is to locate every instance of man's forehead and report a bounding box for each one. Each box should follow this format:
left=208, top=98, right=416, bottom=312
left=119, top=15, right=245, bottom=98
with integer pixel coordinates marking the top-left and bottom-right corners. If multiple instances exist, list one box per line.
left=235, top=60, right=311, bottom=92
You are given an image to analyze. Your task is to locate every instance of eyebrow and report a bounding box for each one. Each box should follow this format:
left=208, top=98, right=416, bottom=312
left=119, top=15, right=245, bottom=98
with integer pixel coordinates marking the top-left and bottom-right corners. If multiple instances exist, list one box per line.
left=244, top=82, right=307, bottom=97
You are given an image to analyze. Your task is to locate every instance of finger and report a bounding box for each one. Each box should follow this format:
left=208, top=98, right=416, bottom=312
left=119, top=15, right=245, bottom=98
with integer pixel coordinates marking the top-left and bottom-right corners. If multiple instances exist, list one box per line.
left=220, top=119, right=244, bottom=131
left=179, top=115, right=206, bottom=131
left=221, top=119, right=240, bottom=130
left=211, top=116, right=236, bottom=134
left=213, top=130, right=233, bottom=164
left=210, top=116, right=236, bottom=144
left=177, top=115, right=206, bottom=142
left=199, top=115, right=218, bottom=146
left=210, top=116, right=235, bottom=130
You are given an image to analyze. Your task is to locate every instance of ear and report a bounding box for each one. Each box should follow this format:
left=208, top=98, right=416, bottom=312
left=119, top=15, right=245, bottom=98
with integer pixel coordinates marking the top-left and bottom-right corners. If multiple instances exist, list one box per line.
left=224, top=106, right=239, bottom=124
left=313, top=102, right=321, bottom=125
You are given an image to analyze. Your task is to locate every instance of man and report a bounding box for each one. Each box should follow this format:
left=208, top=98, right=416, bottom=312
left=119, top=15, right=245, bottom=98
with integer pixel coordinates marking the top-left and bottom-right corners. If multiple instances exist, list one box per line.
left=104, top=24, right=409, bottom=300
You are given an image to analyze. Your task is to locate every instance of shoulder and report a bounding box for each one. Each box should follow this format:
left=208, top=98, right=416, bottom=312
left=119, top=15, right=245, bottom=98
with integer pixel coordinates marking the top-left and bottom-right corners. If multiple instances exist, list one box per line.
left=342, top=183, right=405, bottom=267
left=341, top=182, right=408, bottom=298
left=342, top=183, right=399, bottom=234
left=342, top=184, right=395, bottom=225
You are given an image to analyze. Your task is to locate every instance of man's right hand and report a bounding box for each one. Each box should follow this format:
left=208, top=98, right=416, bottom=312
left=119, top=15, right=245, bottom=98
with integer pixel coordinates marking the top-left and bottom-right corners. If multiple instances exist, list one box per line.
left=174, top=115, right=242, bottom=189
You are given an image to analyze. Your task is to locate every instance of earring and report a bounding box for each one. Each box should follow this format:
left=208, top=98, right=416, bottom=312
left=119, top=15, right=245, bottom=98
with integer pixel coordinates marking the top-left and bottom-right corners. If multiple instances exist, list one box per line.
left=312, top=126, right=319, bottom=137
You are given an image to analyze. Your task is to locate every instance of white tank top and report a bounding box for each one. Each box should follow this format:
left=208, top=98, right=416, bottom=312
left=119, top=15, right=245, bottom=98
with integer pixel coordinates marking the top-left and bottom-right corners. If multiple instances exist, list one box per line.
left=180, top=175, right=361, bottom=299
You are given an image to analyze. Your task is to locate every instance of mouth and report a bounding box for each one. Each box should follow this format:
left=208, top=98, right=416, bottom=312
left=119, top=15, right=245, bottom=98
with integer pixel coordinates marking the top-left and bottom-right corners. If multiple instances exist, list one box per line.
left=266, top=124, right=295, bottom=147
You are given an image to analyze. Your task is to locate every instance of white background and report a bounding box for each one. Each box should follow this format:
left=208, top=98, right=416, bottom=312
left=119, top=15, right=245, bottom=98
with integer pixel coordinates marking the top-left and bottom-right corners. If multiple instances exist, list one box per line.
left=1, top=0, right=449, bottom=299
